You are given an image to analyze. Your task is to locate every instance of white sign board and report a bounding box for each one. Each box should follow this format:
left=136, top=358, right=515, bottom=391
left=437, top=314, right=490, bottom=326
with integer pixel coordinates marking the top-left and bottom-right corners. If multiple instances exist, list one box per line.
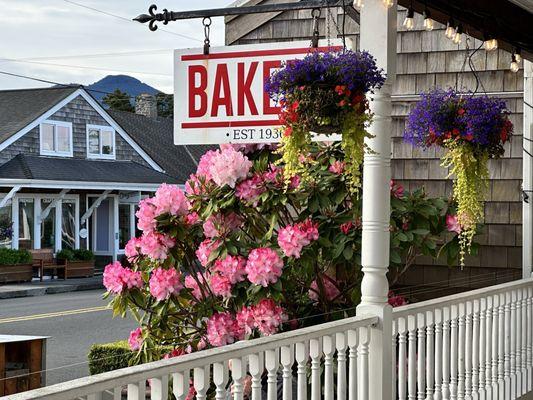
left=174, top=41, right=342, bottom=145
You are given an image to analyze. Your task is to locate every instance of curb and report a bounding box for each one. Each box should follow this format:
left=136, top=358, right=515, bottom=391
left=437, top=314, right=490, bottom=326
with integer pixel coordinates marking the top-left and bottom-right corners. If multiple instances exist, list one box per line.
left=0, top=281, right=104, bottom=300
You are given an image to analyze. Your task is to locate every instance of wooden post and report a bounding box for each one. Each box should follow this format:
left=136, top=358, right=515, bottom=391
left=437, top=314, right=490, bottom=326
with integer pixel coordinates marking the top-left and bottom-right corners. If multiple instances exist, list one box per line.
left=524, top=60, right=533, bottom=279
left=356, top=0, right=397, bottom=399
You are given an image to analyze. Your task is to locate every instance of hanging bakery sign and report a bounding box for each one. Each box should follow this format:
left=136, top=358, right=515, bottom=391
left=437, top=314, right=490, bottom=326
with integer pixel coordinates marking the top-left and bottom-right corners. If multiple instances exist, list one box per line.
left=174, top=41, right=342, bottom=144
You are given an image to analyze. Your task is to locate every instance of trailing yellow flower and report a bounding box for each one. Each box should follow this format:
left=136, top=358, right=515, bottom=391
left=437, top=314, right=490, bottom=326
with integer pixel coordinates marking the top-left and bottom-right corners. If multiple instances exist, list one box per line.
left=442, top=140, right=489, bottom=266
left=277, top=126, right=312, bottom=185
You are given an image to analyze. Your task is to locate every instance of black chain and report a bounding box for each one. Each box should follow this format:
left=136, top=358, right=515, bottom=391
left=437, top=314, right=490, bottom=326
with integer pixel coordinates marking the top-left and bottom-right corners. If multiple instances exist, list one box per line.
left=311, top=8, right=321, bottom=48
left=203, top=17, right=212, bottom=55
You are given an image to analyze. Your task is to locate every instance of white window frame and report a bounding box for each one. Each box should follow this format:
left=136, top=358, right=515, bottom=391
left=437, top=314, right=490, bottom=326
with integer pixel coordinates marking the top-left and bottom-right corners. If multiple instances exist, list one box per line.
left=39, top=120, right=73, bottom=157
left=86, top=124, right=116, bottom=160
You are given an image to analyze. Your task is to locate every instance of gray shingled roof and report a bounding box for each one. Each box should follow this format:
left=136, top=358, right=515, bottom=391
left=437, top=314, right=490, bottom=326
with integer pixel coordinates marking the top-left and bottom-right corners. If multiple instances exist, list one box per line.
left=0, top=154, right=178, bottom=184
left=108, top=110, right=215, bottom=181
left=0, top=86, right=79, bottom=143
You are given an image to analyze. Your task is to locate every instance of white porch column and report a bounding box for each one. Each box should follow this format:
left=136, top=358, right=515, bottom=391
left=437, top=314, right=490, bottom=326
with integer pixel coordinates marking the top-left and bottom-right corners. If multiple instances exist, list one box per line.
left=112, top=195, right=119, bottom=262
left=55, top=200, right=62, bottom=252
left=356, top=0, right=397, bottom=399
left=34, top=198, right=41, bottom=250
left=11, top=197, right=19, bottom=250
left=524, top=60, right=533, bottom=278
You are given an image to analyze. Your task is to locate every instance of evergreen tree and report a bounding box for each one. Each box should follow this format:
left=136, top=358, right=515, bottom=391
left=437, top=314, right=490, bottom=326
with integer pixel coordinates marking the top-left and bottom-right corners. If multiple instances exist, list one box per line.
left=156, top=92, right=174, bottom=118
left=102, top=89, right=134, bottom=112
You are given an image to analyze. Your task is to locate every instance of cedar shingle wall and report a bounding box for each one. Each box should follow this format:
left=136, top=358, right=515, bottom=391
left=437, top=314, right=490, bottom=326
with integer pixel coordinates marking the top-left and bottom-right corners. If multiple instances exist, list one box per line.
left=226, top=4, right=524, bottom=292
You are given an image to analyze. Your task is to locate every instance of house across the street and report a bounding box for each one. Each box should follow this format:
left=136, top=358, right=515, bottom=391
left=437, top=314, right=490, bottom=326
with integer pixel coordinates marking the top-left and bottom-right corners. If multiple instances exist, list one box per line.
left=0, top=86, right=208, bottom=264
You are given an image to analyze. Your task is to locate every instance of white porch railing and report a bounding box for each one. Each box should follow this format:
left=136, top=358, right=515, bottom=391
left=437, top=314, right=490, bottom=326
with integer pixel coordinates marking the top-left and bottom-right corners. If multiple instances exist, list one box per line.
left=7, top=278, right=533, bottom=400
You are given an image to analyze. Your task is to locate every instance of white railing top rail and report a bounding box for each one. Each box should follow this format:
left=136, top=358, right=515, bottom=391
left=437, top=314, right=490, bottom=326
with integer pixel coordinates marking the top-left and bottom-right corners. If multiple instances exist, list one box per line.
left=392, top=276, right=533, bottom=319
left=9, top=314, right=378, bottom=400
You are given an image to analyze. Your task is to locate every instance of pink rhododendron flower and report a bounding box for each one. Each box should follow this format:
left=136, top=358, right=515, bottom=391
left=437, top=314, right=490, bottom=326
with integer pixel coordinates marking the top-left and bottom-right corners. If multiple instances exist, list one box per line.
left=206, top=312, right=242, bottom=347
left=139, top=231, right=175, bottom=261
left=136, top=198, right=157, bottom=232
left=184, top=272, right=208, bottom=300
left=163, top=348, right=186, bottom=359
left=203, top=213, right=242, bottom=238
left=152, top=184, right=189, bottom=216
left=124, top=237, right=142, bottom=261
left=277, top=220, right=319, bottom=258
left=209, top=147, right=252, bottom=188
left=103, top=261, right=143, bottom=294
left=340, top=221, right=354, bottom=235
left=185, top=174, right=204, bottom=195
left=196, top=150, right=218, bottom=180
left=446, top=214, right=462, bottom=234
left=388, top=291, right=408, bottom=307
left=185, top=212, right=200, bottom=226
left=197, top=337, right=207, bottom=350
left=329, top=160, right=345, bottom=174
left=213, top=255, right=247, bottom=284
left=235, top=174, right=266, bottom=206
left=210, top=273, right=233, bottom=298
left=195, top=239, right=220, bottom=267
left=149, top=268, right=183, bottom=301
left=289, top=175, right=301, bottom=189
left=390, top=180, right=404, bottom=198
left=263, top=164, right=281, bottom=183
left=236, top=306, right=256, bottom=336
left=128, top=327, right=143, bottom=351
left=245, top=248, right=283, bottom=287
left=252, top=299, right=287, bottom=336
left=309, top=277, right=341, bottom=302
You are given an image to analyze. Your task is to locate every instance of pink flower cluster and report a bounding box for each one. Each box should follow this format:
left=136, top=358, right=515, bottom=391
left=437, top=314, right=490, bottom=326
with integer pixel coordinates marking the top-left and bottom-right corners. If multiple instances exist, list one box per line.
left=277, top=219, right=319, bottom=258
left=245, top=299, right=287, bottom=336
left=196, top=239, right=220, bottom=267
left=209, top=273, right=233, bottom=298
left=245, top=248, right=283, bottom=287
left=152, top=183, right=189, bottom=216
left=446, top=214, right=461, bottom=234
left=184, top=272, right=208, bottom=300
left=329, top=160, right=345, bottom=174
left=139, top=231, right=175, bottom=261
left=309, top=277, right=341, bottom=302
left=124, top=237, right=142, bottom=261
left=213, top=255, right=247, bottom=284
left=206, top=312, right=243, bottom=347
left=128, top=327, right=143, bottom=351
left=195, top=147, right=252, bottom=188
left=203, top=213, right=242, bottom=238
left=390, top=180, right=404, bottom=198
left=136, top=198, right=157, bottom=232
left=149, top=268, right=183, bottom=301
left=103, top=261, right=143, bottom=294
left=388, top=291, right=408, bottom=307
left=235, top=174, right=266, bottom=206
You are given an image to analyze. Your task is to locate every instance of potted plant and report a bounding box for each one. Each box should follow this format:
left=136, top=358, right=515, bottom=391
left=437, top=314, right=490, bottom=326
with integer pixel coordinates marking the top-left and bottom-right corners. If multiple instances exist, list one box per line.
left=265, top=50, right=386, bottom=192
left=57, top=248, right=95, bottom=278
left=0, top=248, right=33, bottom=283
left=404, top=88, right=513, bottom=266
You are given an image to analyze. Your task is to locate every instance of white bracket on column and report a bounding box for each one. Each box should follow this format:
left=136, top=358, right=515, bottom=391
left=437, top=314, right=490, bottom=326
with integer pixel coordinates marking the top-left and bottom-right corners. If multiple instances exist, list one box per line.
left=81, top=190, right=111, bottom=225
left=0, top=185, right=22, bottom=209
left=39, top=189, right=70, bottom=222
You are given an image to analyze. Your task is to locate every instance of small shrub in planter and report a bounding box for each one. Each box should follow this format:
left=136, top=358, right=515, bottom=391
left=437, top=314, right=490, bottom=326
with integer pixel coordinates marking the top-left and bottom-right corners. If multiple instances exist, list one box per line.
left=0, top=248, right=33, bottom=283
left=0, top=248, right=32, bottom=265
left=57, top=248, right=95, bottom=278
left=73, top=249, right=94, bottom=261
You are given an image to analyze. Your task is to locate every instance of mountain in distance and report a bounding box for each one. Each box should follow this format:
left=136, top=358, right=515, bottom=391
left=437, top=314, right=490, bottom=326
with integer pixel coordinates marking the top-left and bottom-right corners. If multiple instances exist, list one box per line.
left=86, top=75, right=160, bottom=105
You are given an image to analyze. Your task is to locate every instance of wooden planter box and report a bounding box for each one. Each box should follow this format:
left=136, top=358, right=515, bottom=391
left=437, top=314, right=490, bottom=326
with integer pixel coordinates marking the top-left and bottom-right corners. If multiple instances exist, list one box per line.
left=60, top=260, right=95, bottom=279
left=0, top=264, right=33, bottom=284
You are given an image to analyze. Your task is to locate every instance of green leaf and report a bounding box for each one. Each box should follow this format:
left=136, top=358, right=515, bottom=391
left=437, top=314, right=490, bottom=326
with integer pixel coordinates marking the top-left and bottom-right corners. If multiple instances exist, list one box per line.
left=343, top=246, right=353, bottom=260
left=390, top=251, right=402, bottom=264
left=411, top=229, right=430, bottom=236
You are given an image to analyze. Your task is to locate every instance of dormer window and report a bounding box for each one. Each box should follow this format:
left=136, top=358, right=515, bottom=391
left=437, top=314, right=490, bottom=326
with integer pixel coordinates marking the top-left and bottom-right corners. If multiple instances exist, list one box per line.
left=40, top=120, right=73, bottom=157
left=87, top=124, right=115, bottom=159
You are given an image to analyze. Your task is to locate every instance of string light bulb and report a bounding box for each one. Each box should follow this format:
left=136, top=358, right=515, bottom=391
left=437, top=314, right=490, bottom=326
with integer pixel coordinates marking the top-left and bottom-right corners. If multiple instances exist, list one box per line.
left=510, top=54, right=520, bottom=73
left=403, top=7, right=415, bottom=30
left=445, top=18, right=456, bottom=39
left=423, top=9, right=434, bottom=31
left=383, top=0, right=394, bottom=8
left=453, top=24, right=463, bottom=44
left=484, top=38, right=498, bottom=51
left=353, top=0, right=363, bottom=8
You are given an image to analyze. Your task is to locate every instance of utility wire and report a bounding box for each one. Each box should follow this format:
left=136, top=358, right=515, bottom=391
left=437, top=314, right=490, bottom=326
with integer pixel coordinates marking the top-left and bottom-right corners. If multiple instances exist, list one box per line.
left=61, top=0, right=202, bottom=42
left=0, top=49, right=172, bottom=62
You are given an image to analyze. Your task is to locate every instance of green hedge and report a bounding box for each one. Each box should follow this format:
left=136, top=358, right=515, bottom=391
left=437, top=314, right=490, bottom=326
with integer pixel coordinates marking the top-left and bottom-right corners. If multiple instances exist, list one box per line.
left=0, top=248, right=32, bottom=265
left=88, top=341, right=134, bottom=375
left=57, top=248, right=95, bottom=261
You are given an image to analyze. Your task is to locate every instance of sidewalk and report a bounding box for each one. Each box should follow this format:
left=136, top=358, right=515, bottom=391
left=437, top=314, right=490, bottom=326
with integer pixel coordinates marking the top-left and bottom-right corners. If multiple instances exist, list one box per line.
left=0, top=275, right=104, bottom=299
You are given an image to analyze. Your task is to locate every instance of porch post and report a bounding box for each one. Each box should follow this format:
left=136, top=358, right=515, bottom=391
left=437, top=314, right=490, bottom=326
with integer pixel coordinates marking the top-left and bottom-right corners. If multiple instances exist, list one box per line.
left=356, top=0, right=397, bottom=399
left=34, top=198, right=41, bottom=250
left=12, top=197, right=19, bottom=250
left=524, top=60, right=533, bottom=278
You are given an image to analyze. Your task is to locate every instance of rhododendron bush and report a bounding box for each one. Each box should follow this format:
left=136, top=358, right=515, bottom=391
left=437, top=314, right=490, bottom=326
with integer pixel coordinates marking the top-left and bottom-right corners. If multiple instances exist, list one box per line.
left=105, top=143, right=461, bottom=363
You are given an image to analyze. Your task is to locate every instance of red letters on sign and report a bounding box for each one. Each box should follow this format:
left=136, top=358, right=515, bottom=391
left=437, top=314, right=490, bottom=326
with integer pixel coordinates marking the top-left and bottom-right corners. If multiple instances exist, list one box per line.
left=263, top=60, right=281, bottom=115
left=211, top=64, right=233, bottom=117
left=237, top=62, right=259, bottom=116
left=188, top=65, right=208, bottom=118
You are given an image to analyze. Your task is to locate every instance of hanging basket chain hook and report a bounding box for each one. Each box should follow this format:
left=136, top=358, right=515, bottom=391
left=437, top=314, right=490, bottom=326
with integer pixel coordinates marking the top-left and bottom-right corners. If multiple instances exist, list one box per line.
left=311, top=8, right=321, bottom=48
left=203, top=17, right=212, bottom=55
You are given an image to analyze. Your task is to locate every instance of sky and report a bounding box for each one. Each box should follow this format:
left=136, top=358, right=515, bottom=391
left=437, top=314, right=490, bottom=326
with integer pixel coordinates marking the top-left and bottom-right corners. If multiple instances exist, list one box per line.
left=0, top=0, right=232, bottom=93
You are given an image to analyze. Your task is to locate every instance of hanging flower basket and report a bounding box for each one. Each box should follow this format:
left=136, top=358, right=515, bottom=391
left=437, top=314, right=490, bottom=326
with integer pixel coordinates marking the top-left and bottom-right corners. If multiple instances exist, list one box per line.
left=405, top=88, right=513, bottom=265
left=265, top=50, right=386, bottom=192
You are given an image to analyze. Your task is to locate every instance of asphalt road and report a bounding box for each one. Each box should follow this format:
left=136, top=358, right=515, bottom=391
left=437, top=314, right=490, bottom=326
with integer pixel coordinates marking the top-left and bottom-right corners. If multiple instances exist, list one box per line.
left=0, top=290, right=137, bottom=385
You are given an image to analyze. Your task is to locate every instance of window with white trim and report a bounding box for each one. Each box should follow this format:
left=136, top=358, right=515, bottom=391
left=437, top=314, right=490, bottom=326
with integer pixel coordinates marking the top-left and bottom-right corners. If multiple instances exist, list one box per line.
left=40, top=120, right=73, bottom=157
left=87, top=125, right=115, bottom=159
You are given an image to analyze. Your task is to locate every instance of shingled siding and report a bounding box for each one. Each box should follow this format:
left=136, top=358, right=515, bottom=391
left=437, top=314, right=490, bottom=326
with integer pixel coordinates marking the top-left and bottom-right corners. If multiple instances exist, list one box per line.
left=0, top=95, right=150, bottom=167
left=226, top=4, right=524, bottom=294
